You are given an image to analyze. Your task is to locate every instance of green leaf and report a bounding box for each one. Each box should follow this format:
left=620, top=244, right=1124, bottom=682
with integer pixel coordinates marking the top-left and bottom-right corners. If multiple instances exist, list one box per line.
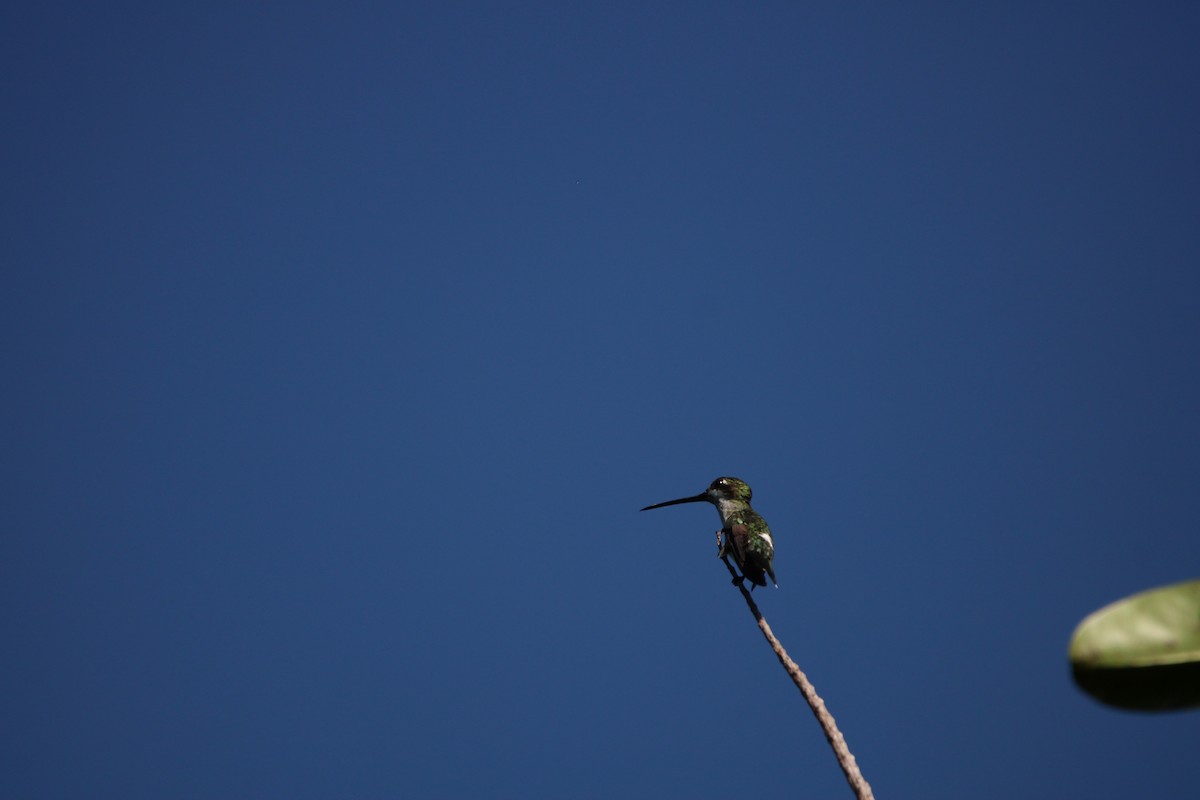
left=1069, top=579, right=1200, bottom=712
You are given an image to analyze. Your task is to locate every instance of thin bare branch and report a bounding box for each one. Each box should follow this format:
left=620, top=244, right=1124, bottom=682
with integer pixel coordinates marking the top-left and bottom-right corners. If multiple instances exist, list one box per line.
left=721, top=558, right=875, bottom=800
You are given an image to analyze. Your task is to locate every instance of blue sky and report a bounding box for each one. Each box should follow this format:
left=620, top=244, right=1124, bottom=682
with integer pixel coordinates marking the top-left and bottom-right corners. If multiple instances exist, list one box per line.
left=4, top=3, right=1199, bottom=797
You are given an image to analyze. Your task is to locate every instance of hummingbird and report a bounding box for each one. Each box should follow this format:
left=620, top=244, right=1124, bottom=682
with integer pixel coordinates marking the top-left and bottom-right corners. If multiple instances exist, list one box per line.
left=641, top=476, right=777, bottom=589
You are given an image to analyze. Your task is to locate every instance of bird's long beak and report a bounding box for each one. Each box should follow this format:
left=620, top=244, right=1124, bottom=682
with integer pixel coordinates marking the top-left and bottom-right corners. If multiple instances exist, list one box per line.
left=640, top=492, right=708, bottom=511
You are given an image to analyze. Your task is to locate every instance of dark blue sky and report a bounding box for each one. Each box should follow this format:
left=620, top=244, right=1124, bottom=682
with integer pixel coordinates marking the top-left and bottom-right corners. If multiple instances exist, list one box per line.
left=4, top=3, right=1199, bottom=797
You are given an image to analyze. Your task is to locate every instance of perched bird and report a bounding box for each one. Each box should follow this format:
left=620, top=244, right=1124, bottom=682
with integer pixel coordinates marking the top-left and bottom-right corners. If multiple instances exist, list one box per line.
left=641, top=476, right=777, bottom=589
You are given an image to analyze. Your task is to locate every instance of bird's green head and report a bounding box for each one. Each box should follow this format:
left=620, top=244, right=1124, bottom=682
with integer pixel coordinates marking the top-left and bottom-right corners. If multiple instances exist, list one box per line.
left=706, top=476, right=752, bottom=503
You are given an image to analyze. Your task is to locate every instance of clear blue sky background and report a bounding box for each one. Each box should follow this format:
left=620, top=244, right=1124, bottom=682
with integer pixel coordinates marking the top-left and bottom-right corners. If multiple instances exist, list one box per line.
left=4, top=3, right=1199, bottom=797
